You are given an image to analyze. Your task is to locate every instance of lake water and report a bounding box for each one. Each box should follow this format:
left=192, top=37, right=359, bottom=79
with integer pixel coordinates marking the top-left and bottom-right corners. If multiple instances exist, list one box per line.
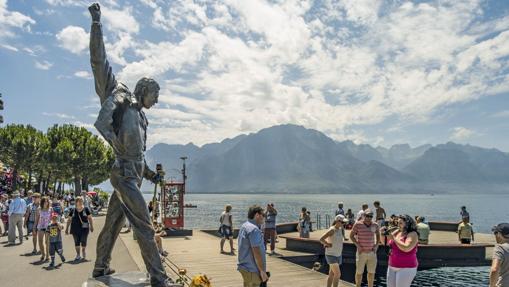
left=141, top=192, right=505, bottom=286
left=143, top=193, right=507, bottom=233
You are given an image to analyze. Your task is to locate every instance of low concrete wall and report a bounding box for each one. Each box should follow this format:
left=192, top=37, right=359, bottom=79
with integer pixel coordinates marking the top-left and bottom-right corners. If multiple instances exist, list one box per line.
left=280, top=235, right=492, bottom=269
left=276, top=222, right=299, bottom=234
left=201, top=221, right=300, bottom=238
left=428, top=221, right=461, bottom=232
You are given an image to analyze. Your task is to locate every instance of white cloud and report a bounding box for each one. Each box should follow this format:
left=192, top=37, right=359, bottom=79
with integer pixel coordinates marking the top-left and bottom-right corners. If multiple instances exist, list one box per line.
left=450, top=127, right=475, bottom=141
left=74, top=70, right=92, bottom=79
left=0, top=43, right=17, bottom=51
left=42, top=112, right=75, bottom=119
left=45, top=0, right=83, bottom=5
left=23, top=45, right=45, bottom=56
left=0, top=0, right=35, bottom=39
left=73, top=121, right=95, bottom=130
left=492, top=110, right=509, bottom=118
left=101, top=6, right=139, bottom=35
left=56, top=26, right=88, bottom=54
left=52, top=0, right=509, bottom=147
left=34, top=60, right=53, bottom=70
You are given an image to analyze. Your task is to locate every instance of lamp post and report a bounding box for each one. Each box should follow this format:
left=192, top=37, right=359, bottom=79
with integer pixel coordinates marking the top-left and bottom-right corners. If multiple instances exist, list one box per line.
left=0, top=93, right=4, bottom=124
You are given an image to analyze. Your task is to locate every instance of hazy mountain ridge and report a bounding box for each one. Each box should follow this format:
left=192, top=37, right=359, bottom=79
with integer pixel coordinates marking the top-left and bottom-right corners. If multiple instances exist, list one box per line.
left=145, top=124, right=509, bottom=193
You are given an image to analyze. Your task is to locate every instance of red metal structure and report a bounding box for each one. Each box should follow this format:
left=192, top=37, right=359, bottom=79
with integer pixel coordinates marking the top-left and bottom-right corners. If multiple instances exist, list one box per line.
left=161, top=181, right=185, bottom=229
left=160, top=157, right=188, bottom=230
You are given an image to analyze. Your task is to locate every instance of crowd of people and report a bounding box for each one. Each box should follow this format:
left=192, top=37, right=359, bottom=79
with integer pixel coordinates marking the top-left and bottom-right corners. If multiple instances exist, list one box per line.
left=225, top=201, right=508, bottom=287
left=0, top=189, right=95, bottom=269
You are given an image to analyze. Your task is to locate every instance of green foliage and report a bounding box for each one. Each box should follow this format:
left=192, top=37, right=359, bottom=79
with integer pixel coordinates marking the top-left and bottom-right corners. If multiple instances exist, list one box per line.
left=0, top=124, right=113, bottom=194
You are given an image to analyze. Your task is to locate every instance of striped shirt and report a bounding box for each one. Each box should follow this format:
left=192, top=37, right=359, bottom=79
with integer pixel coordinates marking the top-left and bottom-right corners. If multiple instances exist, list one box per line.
left=352, top=221, right=379, bottom=253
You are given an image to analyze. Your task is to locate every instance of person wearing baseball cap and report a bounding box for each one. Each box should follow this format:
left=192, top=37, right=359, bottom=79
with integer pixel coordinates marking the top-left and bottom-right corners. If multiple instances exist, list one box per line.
left=320, top=214, right=348, bottom=287
left=47, top=212, right=66, bottom=268
left=490, top=223, right=509, bottom=287
left=350, top=209, right=380, bottom=287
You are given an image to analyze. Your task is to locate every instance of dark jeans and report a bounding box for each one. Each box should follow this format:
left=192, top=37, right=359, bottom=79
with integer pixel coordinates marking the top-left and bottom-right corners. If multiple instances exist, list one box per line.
left=94, top=159, right=168, bottom=285
left=49, top=241, right=63, bottom=257
left=264, top=228, right=276, bottom=251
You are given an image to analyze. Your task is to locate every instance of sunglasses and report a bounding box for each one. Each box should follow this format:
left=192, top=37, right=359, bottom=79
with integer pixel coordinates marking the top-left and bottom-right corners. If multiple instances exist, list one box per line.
left=365, top=215, right=373, bottom=218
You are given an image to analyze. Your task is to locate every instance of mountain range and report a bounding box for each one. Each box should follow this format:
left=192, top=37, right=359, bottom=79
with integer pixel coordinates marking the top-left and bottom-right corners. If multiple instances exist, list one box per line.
left=144, top=124, right=509, bottom=194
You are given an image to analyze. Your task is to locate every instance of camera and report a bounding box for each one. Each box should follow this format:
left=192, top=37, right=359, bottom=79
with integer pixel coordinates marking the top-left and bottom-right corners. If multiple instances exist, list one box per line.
left=382, top=221, right=398, bottom=236
left=260, top=271, right=271, bottom=287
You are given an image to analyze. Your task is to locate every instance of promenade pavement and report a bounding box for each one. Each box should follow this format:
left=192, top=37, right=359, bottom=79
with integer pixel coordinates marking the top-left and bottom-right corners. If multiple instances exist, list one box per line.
left=0, top=216, right=139, bottom=287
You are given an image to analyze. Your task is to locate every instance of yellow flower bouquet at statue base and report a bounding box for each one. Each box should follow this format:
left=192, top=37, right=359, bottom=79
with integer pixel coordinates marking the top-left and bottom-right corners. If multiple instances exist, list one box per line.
left=190, top=274, right=211, bottom=287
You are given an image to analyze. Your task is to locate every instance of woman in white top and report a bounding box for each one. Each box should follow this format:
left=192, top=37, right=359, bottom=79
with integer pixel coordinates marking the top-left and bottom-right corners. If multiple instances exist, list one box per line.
left=219, top=204, right=234, bottom=254
left=320, top=214, right=348, bottom=287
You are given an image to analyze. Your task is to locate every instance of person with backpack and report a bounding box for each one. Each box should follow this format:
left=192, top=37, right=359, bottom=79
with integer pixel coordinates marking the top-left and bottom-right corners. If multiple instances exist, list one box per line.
left=219, top=204, right=234, bottom=254
left=65, top=196, right=94, bottom=261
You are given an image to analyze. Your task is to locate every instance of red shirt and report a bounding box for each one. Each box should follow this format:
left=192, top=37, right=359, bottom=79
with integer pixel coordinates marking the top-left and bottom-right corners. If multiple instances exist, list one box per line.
left=352, top=221, right=379, bottom=253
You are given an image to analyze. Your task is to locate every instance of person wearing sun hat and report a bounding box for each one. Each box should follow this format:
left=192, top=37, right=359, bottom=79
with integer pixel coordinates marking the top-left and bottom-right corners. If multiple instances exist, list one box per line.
left=320, top=214, right=348, bottom=287
left=490, top=223, right=509, bottom=287
left=7, top=190, right=27, bottom=245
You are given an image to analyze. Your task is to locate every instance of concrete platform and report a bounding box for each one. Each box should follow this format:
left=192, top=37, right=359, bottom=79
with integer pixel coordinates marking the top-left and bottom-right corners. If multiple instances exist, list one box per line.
left=119, top=230, right=354, bottom=287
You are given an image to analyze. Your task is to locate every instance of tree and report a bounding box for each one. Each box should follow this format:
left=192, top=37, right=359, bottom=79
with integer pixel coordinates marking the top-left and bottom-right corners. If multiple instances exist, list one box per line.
left=1, top=124, right=112, bottom=195
left=0, top=124, right=47, bottom=192
left=46, top=124, right=113, bottom=195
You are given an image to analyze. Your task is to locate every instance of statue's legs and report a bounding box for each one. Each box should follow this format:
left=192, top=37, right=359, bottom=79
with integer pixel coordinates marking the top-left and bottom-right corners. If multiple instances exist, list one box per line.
left=95, top=160, right=168, bottom=286
left=94, top=190, right=125, bottom=272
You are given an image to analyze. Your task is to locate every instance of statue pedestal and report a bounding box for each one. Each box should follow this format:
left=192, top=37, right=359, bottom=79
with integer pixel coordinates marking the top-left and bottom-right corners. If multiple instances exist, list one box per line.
left=82, top=271, right=150, bottom=287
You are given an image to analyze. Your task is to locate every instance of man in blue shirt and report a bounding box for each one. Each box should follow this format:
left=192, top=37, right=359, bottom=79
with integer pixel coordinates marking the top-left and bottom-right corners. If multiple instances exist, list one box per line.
left=238, top=205, right=268, bottom=287
left=7, top=190, right=27, bottom=245
left=335, top=202, right=345, bottom=216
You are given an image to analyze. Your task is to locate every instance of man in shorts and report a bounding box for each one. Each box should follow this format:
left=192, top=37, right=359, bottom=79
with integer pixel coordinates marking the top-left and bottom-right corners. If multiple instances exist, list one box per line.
left=458, top=217, right=474, bottom=244
left=373, top=201, right=386, bottom=226
left=350, top=209, right=380, bottom=287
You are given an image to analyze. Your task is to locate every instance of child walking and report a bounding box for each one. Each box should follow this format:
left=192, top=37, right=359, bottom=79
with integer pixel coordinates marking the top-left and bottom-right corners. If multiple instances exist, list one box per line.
left=47, top=213, right=66, bottom=268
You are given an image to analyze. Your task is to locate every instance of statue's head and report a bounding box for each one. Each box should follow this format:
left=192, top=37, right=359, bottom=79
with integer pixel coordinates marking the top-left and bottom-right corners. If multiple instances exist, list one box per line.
left=134, top=77, right=160, bottom=109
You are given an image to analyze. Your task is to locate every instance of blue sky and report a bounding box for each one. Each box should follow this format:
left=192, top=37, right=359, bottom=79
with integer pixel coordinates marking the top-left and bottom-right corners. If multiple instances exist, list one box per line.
left=1, top=0, right=509, bottom=151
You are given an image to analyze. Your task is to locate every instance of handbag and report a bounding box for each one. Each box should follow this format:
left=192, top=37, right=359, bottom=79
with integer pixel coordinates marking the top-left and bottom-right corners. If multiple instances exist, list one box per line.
left=77, top=208, right=90, bottom=229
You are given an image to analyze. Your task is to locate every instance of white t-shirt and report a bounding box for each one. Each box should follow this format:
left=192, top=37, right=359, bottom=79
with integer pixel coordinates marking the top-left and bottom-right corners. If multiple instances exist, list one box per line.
left=356, top=210, right=365, bottom=221
left=221, top=211, right=231, bottom=227
left=324, top=226, right=344, bottom=257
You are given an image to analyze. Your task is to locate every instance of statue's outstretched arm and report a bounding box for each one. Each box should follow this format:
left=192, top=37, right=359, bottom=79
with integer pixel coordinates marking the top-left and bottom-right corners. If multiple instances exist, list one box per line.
left=89, top=3, right=117, bottom=105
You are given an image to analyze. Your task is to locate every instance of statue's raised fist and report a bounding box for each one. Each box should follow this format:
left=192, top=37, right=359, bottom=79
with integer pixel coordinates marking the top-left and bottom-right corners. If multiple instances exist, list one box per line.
left=89, top=3, right=101, bottom=22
